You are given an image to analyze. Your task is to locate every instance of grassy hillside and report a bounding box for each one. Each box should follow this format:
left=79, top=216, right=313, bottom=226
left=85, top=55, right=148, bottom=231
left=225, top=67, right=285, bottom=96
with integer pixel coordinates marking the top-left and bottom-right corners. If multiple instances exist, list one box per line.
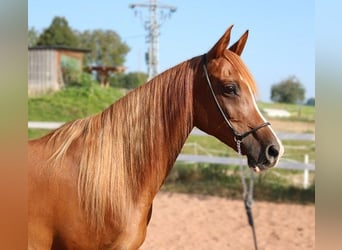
left=29, top=84, right=125, bottom=122
left=28, top=84, right=125, bottom=138
left=258, top=101, right=315, bottom=122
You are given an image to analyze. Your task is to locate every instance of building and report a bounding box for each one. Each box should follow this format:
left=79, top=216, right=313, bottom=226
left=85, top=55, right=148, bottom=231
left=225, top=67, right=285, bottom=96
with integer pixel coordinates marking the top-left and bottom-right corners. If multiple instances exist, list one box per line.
left=28, top=46, right=90, bottom=96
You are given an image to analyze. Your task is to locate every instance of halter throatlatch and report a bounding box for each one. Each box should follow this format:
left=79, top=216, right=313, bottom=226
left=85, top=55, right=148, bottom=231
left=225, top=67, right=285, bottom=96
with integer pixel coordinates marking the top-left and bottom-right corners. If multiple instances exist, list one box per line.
left=201, top=54, right=270, bottom=153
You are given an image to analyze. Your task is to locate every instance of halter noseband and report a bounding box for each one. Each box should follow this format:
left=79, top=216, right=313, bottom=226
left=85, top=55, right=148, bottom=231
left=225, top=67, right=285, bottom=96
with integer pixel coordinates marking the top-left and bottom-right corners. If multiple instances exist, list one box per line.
left=201, top=54, right=270, bottom=148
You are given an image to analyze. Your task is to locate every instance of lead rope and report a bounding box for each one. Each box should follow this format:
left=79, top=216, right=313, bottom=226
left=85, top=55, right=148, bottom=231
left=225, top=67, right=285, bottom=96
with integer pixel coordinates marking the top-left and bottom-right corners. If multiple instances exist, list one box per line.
left=236, top=140, right=258, bottom=250
left=201, top=54, right=262, bottom=249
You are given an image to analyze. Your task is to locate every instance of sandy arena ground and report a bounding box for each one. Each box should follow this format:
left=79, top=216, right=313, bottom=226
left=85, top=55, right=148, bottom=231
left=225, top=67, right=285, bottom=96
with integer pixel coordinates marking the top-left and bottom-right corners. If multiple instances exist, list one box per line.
left=140, top=192, right=315, bottom=250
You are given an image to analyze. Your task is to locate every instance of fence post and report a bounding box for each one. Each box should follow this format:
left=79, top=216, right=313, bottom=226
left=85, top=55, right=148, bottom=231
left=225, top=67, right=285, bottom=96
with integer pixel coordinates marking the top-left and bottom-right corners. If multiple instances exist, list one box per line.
left=303, top=154, right=309, bottom=189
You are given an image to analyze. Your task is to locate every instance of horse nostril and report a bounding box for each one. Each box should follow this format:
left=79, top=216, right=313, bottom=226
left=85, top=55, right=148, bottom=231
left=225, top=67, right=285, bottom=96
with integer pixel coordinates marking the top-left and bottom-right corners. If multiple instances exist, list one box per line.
left=266, top=144, right=279, bottom=159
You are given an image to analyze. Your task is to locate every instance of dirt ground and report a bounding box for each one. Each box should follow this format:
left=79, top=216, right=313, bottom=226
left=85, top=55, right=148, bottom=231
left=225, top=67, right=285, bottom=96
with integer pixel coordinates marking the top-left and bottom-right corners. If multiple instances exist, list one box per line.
left=140, top=192, right=315, bottom=250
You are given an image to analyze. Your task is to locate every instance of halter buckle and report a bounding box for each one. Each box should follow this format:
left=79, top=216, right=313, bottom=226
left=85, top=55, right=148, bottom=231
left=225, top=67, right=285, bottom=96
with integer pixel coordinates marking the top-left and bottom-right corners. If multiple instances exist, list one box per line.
left=236, top=139, right=242, bottom=155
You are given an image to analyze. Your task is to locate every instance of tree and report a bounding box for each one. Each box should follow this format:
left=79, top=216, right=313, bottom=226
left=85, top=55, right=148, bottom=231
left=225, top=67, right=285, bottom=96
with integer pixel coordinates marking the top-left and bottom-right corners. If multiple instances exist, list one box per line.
left=306, top=97, right=315, bottom=106
left=28, top=27, right=39, bottom=47
left=270, top=76, right=305, bottom=104
left=78, top=29, right=130, bottom=66
left=36, top=16, right=79, bottom=47
left=123, top=72, right=148, bottom=88
left=110, top=71, right=148, bottom=89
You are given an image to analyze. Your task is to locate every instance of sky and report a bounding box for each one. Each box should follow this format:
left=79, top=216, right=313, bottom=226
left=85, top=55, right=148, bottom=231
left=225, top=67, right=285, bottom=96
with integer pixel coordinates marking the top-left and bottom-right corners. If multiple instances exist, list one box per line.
left=28, top=0, right=314, bottom=102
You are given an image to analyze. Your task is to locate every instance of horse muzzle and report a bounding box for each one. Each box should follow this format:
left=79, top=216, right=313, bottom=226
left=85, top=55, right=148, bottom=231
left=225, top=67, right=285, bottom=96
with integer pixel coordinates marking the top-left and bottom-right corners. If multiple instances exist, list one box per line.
left=246, top=142, right=284, bottom=172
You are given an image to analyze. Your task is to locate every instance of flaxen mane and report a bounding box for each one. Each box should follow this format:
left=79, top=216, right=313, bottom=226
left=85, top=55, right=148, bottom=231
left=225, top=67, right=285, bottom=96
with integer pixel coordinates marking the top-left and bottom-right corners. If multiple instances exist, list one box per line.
left=44, top=56, right=201, bottom=231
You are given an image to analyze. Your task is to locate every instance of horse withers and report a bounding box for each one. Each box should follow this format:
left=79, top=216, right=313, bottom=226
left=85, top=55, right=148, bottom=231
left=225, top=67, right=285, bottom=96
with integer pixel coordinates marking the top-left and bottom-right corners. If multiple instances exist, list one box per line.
left=28, top=25, right=283, bottom=249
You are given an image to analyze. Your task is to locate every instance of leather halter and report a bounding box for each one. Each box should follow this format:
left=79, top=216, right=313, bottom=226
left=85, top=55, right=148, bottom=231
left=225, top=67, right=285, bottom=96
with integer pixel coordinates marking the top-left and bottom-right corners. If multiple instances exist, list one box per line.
left=201, top=54, right=270, bottom=144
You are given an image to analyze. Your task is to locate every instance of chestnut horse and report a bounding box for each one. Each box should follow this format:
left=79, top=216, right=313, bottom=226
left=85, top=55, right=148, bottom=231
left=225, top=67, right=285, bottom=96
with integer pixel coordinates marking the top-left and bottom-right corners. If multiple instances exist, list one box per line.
left=28, top=25, right=283, bottom=249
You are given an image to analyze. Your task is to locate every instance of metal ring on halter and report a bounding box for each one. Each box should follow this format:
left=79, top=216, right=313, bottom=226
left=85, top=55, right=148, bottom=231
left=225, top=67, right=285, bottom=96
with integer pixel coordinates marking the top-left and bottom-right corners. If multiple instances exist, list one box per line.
left=201, top=54, right=270, bottom=150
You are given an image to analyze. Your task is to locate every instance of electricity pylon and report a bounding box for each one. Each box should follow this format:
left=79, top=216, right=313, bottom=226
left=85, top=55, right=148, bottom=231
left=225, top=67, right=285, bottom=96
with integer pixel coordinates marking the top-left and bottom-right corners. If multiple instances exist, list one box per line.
left=129, top=0, right=176, bottom=80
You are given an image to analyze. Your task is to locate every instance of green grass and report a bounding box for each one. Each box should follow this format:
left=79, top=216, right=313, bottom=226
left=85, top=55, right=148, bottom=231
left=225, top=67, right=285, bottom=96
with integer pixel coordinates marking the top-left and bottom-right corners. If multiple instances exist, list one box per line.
left=28, top=129, right=51, bottom=139
left=257, top=101, right=315, bottom=122
left=28, top=83, right=125, bottom=139
left=182, top=135, right=234, bottom=157
left=281, top=140, right=315, bottom=163
left=28, top=83, right=124, bottom=139
left=162, top=163, right=315, bottom=204
left=29, top=83, right=125, bottom=122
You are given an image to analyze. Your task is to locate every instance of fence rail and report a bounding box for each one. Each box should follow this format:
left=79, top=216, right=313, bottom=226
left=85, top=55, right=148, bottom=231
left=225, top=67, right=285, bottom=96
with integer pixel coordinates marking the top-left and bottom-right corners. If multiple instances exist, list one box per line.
left=28, top=121, right=315, bottom=141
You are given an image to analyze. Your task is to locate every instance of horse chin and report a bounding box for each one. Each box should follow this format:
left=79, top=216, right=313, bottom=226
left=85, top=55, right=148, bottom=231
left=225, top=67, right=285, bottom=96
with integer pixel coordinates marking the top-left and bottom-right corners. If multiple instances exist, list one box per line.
left=249, top=165, right=269, bottom=173
left=246, top=157, right=272, bottom=173
left=250, top=165, right=262, bottom=173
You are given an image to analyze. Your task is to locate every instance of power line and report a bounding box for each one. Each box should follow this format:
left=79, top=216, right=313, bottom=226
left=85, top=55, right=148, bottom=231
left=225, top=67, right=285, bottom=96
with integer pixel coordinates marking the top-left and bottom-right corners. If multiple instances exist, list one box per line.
left=129, top=0, right=176, bottom=80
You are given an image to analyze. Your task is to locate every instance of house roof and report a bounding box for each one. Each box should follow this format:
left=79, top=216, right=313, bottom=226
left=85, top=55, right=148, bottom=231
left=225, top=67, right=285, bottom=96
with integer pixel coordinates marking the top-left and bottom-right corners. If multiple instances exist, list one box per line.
left=28, top=45, right=91, bottom=53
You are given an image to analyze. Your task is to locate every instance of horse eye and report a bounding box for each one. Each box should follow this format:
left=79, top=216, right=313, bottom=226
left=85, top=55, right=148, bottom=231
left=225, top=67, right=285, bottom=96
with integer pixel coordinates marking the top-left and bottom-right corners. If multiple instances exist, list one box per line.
left=223, top=84, right=238, bottom=96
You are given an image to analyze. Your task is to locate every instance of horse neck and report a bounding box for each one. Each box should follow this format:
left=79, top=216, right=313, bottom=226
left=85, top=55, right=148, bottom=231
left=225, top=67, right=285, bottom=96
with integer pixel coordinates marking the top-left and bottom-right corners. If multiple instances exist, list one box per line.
left=109, top=58, right=197, bottom=196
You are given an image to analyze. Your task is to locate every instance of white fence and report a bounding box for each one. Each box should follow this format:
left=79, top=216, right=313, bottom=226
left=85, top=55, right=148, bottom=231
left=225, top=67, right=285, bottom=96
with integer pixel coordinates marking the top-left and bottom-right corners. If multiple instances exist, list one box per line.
left=28, top=121, right=315, bottom=188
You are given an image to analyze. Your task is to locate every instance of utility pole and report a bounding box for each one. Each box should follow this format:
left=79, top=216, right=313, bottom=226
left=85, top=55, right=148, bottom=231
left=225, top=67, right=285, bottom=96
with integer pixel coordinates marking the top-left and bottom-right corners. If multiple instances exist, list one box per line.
left=129, top=0, right=176, bottom=80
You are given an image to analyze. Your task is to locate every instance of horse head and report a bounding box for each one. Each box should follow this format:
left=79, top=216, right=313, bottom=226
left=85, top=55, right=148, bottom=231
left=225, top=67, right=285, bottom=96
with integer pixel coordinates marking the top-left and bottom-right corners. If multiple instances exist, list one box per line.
left=194, top=25, right=284, bottom=172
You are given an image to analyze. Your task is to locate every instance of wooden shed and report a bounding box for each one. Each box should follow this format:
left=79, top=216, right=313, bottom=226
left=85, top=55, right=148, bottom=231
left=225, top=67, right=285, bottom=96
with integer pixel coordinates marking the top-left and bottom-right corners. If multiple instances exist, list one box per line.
left=28, top=46, right=90, bottom=96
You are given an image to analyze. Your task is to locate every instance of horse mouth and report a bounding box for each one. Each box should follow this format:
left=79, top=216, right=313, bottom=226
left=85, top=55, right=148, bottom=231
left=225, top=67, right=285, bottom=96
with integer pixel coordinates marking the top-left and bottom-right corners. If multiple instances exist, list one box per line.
left=247, top=158, right=272, bottom=173
left=249, top=165, right=266, bottom=173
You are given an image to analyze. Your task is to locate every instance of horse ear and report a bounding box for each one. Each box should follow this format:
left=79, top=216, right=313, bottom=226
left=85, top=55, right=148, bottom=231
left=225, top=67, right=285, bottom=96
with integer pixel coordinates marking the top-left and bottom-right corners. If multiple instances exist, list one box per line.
left=229, top=30, right=249, bottom=56
left=207, top=25, right=234, bottom=61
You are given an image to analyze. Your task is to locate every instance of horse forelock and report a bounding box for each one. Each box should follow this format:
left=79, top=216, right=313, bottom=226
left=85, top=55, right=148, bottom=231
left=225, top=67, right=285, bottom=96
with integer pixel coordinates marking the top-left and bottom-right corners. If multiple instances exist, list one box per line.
left=45, top=56, right=199, bottom=231
left=223, top=50, right=258, bottom=95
